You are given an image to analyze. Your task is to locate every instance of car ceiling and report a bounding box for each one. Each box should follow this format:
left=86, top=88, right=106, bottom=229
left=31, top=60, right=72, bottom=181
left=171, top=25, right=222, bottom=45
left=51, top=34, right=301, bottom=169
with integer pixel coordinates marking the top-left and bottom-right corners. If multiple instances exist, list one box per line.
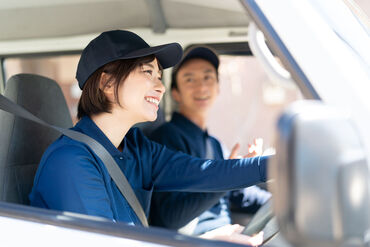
left=0, top=0, right=250, bottom=41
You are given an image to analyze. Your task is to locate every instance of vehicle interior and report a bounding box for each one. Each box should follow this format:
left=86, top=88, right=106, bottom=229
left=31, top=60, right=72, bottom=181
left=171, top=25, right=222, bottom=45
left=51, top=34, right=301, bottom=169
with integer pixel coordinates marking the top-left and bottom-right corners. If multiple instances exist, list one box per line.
left=0, top=0, right=369, bottom=246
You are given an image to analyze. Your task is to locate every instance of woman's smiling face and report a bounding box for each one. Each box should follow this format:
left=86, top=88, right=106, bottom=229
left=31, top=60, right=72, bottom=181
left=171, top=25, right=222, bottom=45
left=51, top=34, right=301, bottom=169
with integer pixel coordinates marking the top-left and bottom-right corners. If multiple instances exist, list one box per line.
left=113, top=58, right=165, bottom=123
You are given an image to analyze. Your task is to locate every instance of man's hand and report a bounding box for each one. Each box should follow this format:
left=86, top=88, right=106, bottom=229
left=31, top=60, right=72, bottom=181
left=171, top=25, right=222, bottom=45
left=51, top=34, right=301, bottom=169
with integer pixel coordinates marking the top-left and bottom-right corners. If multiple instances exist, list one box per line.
left=229, top=138, right=263, bottom=159
left=199, top=224, right=264, bottom=246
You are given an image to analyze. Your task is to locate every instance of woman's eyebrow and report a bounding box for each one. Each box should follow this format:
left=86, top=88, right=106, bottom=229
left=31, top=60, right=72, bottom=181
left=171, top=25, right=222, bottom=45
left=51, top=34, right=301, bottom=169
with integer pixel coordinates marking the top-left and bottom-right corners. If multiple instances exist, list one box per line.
left=143, top=63, right=162, bottom=76
left=143, top=63, right=154, bottom=69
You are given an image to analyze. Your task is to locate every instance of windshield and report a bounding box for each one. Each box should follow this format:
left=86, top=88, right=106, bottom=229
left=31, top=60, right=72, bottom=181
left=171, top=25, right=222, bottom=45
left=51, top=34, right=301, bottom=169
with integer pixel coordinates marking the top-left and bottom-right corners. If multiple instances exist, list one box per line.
left=346, top=0, right=370, bottom=31
left=247, top=0, right=370, bottom=106
left=311, top=0, right=370, bottom=72
left=246, top=0, right=370, bottom=173
left=306, top=0, right=370, bottom=110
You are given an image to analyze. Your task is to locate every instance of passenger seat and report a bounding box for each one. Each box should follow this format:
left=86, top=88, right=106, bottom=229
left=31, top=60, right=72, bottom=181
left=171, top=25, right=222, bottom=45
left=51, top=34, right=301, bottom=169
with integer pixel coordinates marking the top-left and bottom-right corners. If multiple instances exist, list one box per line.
left=0, top=74, right=72, bottom=205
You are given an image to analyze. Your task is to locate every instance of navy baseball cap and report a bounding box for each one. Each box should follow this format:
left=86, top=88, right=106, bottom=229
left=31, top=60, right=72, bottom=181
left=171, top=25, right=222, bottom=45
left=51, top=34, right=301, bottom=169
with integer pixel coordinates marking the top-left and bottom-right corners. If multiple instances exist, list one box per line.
left=76, top=30, right=183, bottom=89
left=171, top=46, right=219, bottom=89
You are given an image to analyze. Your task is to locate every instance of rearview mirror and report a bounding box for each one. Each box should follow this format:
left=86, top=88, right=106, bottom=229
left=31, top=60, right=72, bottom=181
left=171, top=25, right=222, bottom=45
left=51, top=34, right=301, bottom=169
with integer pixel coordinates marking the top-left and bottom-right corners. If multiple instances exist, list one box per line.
left=271, top=100, right=370, bottom=246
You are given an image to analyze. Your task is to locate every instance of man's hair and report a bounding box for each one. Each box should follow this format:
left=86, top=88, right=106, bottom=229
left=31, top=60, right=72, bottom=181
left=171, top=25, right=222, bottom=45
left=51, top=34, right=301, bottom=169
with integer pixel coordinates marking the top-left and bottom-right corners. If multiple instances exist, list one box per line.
left=77, top=54, right=162, bottom=119
left=170, top=58, right=219, bottom=91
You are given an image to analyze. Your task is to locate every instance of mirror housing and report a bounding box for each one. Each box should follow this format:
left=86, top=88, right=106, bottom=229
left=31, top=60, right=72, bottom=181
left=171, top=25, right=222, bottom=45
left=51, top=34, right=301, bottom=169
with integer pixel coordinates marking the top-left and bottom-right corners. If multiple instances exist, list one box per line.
left=271, top=100, right=370, bottom=246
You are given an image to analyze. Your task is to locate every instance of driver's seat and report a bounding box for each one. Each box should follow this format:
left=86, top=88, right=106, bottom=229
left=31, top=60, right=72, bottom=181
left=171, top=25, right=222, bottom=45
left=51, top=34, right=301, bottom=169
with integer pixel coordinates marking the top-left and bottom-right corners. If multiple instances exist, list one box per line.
left=0, top=73, right=73, bottom=205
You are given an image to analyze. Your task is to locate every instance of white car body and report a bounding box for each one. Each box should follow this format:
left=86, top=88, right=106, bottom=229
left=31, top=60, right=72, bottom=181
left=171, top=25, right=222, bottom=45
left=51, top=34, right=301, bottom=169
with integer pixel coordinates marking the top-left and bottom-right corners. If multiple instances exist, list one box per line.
left=0, top=0, right=369, bottom=246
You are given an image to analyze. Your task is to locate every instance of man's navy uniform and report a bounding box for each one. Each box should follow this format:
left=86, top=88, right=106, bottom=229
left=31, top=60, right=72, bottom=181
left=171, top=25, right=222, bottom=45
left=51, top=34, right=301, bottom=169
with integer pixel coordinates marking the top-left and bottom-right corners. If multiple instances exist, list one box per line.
left=29, top=116, right=268, bottom=226
left=150, top=112, right=270, bottom=234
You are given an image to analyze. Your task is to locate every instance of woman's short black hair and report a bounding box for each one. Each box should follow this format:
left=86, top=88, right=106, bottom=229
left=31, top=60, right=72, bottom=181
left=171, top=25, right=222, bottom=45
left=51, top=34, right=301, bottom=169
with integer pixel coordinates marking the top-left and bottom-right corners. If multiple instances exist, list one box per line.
left=77, top=55, right=162, bottom=119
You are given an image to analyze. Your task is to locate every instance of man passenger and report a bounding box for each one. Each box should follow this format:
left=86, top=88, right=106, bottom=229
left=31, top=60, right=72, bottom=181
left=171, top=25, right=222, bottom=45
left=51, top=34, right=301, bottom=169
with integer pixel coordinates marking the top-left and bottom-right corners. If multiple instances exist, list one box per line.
left=149, top=46, right=271, bottom=237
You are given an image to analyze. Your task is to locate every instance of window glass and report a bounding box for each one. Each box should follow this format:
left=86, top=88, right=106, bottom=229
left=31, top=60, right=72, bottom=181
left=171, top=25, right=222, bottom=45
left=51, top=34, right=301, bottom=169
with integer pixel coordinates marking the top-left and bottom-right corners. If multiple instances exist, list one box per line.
left=351, top=0, right=370, bottom=27
left=4, top=54, right=303, bottom=154
left=208, top=55, right=302, bottom=154
left=4, top=55, right=81, bottom=124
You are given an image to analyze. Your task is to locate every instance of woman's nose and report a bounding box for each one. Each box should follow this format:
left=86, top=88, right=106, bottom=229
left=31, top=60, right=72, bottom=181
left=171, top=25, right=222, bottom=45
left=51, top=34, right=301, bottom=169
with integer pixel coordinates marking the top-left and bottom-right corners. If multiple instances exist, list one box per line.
left=155, top=79, right=166, bottom=94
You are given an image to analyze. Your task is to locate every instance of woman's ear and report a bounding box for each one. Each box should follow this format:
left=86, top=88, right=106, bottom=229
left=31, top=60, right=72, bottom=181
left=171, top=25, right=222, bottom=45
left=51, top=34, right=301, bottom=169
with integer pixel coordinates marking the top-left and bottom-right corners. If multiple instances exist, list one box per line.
left=99, top=72, right=114, bottom=94
left=99, top=72, right=117, bottom=104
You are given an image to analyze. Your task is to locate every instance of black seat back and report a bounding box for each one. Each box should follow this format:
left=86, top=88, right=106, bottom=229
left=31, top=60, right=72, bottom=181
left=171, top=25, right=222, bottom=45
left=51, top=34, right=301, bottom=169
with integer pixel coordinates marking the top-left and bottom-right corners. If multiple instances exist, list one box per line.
left=0, top=74, right=72, bottom=204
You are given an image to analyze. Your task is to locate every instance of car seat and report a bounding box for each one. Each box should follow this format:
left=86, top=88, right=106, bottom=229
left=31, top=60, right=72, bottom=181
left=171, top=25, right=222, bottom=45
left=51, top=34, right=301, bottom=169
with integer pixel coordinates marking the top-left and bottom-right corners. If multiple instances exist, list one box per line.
left=0, top=74, right=73, bottom=205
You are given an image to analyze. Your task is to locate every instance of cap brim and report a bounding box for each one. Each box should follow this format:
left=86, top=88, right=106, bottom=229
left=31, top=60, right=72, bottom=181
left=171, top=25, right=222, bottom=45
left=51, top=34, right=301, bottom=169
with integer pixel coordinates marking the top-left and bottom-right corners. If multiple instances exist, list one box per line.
left=122, top=43, right=183, bottom=69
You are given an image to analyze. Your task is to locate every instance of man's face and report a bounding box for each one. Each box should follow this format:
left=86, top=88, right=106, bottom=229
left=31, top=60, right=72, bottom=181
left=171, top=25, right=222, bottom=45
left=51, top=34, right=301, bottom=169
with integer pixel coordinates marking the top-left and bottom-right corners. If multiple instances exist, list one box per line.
left=172, top=58, right=219, bottom=116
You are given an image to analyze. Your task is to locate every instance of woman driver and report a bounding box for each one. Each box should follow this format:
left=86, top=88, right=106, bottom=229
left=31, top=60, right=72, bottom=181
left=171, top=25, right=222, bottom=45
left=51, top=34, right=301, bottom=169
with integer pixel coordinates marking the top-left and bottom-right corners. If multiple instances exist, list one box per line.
left=29, top=30, right=267, bottom=245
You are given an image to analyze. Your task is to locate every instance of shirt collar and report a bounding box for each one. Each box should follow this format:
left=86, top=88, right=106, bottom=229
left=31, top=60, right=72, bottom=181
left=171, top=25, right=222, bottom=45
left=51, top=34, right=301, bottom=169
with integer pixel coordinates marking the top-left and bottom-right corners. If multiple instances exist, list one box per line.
left=73, top=116, right=128, bottom=157
left=171, top=112, right=209, bottom=139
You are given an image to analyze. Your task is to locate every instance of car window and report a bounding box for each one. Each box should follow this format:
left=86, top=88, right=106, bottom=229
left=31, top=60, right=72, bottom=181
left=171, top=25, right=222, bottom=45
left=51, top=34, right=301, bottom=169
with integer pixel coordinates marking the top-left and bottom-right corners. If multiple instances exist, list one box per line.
left=3, top=52, right=302, bottom=155
left=348, top=0, right=370, bottom=29
left=208, top=55, right=301, bottom=154
left=3, top=55, right=81, bottom=123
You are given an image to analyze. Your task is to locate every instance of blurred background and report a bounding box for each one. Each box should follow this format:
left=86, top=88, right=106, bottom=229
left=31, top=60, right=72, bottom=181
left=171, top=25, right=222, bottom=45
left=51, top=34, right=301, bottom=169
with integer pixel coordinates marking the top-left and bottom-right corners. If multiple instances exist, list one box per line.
left=3, top=0, right=369, bottom=154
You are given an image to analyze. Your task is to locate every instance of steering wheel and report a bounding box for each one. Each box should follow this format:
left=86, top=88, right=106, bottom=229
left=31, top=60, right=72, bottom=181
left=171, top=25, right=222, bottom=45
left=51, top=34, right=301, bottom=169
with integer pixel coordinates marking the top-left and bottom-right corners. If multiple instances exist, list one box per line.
left=242, top=199, right=280, bottom=245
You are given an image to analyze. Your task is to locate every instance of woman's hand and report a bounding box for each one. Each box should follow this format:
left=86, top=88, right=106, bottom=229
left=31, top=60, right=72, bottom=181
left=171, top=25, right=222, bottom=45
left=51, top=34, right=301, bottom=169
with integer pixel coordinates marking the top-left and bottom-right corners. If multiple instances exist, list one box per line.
left=229, top=138, right=263, bottom=159
left=199, top=224, right=264, bottom=246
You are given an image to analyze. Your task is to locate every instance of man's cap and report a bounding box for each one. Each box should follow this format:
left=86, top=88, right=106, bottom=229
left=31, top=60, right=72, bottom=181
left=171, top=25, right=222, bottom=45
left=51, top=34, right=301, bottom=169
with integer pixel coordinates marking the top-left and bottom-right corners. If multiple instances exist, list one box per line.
left=76, top=30, right=183, bottom=89
left=171, top=46, right=219, bottom=89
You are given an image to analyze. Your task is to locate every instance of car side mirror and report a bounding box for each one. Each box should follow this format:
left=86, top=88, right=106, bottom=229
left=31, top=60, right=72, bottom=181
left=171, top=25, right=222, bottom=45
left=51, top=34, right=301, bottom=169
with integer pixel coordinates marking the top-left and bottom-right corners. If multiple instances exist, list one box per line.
left=271, top=100, right=370, bottom=246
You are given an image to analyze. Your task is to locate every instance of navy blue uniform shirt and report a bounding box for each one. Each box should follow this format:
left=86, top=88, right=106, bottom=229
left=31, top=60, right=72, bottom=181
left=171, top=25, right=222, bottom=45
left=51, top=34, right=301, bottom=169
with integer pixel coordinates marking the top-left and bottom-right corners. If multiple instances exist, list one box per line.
left=29, top=116, right=268, bottom=226
left=150, top=112, right=270, bottom=234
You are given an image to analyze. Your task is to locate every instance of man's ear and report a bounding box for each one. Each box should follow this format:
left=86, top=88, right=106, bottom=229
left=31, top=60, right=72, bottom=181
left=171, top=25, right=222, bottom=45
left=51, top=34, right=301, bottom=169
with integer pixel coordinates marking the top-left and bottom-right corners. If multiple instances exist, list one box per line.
left=171, top=88, right=181, bottom=103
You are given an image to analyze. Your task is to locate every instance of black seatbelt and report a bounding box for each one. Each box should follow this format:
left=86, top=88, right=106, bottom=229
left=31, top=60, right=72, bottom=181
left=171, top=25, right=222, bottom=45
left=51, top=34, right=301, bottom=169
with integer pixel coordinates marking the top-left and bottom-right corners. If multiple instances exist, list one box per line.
left=0, top=93, right=149, bottom=227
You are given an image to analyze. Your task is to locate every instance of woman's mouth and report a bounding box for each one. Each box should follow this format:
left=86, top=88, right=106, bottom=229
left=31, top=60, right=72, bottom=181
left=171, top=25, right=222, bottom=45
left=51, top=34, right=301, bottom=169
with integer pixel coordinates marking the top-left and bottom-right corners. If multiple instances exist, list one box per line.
left=144, top=96, right=160, bottom=108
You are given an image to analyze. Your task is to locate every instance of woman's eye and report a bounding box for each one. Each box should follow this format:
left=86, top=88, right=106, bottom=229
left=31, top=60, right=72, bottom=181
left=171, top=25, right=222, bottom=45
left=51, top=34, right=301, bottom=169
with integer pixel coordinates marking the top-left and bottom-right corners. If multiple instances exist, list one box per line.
left=144, top=70, right=153, bottom=75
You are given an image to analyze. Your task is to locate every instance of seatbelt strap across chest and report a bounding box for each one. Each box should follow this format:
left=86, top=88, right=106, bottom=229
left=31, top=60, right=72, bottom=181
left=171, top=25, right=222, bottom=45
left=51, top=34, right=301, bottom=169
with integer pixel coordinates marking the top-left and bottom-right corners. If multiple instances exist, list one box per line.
left=0, top=94, right=149, bottom=227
